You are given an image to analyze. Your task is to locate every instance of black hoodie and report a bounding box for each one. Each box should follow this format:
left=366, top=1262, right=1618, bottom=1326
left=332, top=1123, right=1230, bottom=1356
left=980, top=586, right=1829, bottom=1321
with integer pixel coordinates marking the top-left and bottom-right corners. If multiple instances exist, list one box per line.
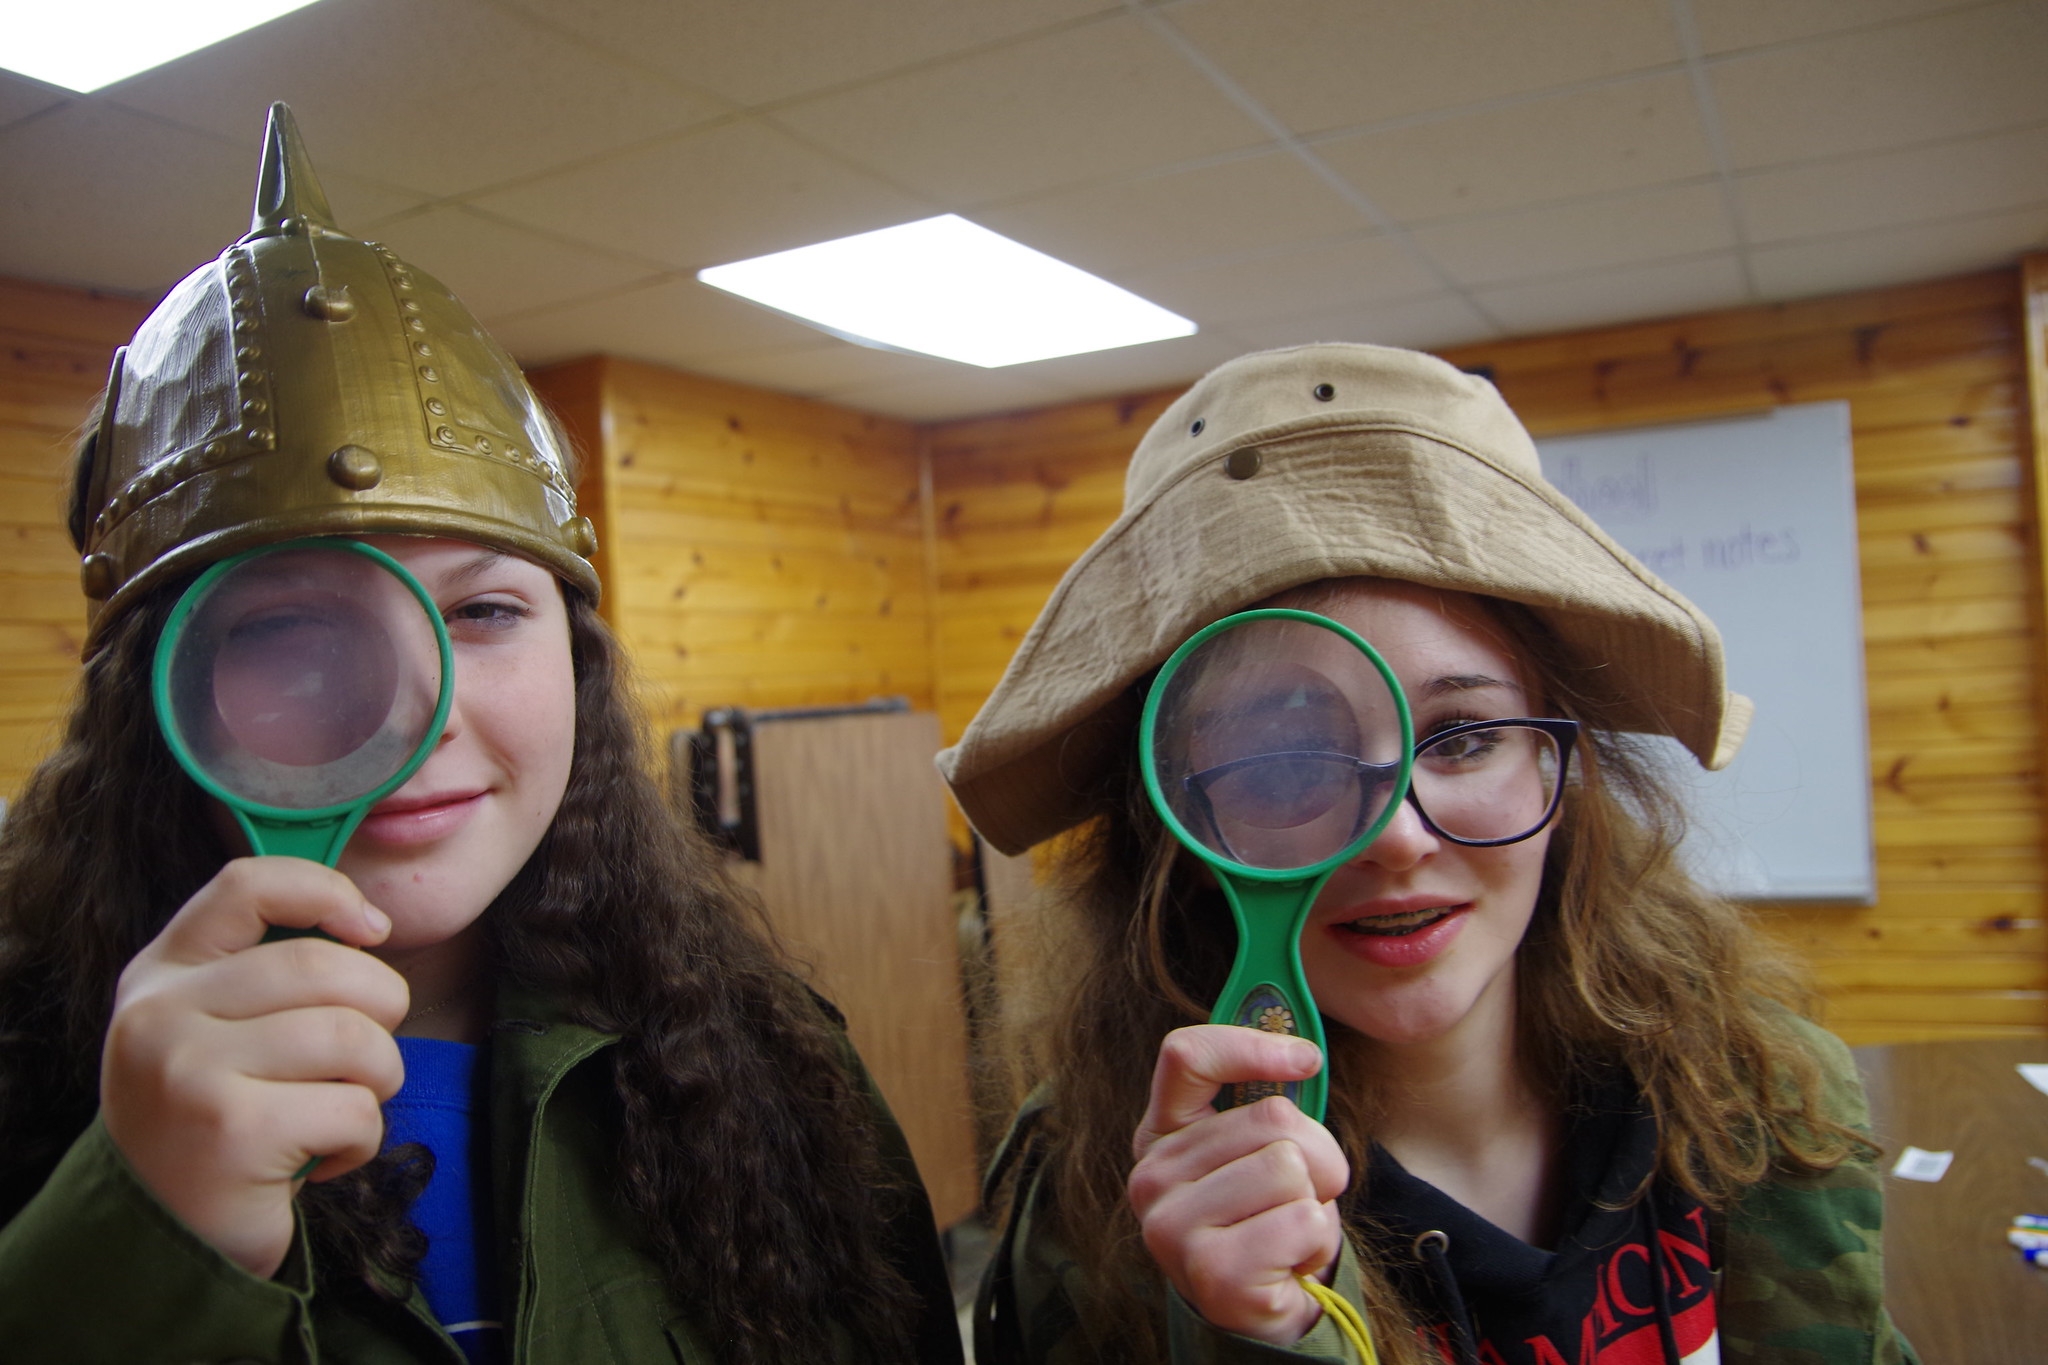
left=1352, top=1084, right=1717, bottom=1365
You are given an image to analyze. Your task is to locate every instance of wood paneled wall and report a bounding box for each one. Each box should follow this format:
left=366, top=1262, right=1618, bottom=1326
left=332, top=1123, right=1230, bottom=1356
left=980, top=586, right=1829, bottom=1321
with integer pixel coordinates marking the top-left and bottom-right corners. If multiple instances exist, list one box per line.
left=926, top=268, right=2044, bottom=1046
left=531, top=355, right=935, bottom=736
left=0, top=278, right=148, bottom=801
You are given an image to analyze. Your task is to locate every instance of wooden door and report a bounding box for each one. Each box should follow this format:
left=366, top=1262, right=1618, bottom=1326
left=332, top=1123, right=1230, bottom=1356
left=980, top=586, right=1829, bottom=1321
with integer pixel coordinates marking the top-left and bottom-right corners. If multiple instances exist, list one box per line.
left=723, top=709, right=979, bottom=1227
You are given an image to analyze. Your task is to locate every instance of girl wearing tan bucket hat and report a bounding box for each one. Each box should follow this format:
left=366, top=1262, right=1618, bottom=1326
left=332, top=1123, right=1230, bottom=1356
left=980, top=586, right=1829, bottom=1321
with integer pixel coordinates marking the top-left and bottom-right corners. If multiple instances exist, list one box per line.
left=951, top=344, right=1912, bottom=1365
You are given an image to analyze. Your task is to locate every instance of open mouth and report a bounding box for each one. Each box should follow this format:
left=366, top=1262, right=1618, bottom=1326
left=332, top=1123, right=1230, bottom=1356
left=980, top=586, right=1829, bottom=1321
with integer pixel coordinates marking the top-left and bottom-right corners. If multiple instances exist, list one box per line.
left=1341, top=905, right=1459, bottom=938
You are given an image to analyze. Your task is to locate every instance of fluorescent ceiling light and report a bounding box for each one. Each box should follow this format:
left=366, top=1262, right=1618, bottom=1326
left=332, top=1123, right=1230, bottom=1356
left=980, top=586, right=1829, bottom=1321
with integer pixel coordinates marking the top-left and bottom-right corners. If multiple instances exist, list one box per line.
left=698, top=214, right=1196, bottom=368
left=0, top=0, right=324, bottom=94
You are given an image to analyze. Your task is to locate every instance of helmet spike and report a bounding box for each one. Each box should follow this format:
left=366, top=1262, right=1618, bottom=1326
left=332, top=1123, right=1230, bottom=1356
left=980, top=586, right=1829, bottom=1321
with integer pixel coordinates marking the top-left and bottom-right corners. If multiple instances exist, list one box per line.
left=244, top=101, right=338, bottom=240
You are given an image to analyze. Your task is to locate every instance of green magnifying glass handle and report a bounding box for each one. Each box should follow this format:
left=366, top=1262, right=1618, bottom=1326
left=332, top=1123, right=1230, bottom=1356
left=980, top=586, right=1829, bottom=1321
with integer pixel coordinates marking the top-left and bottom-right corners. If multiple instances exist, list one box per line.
left=237, top=810, right=371, bottom=1173
left=231, top=811, right=372, bottom=945
left=1210, top=875, right=1329, bottom=1124
left=234, top=809, right=371, bottom=868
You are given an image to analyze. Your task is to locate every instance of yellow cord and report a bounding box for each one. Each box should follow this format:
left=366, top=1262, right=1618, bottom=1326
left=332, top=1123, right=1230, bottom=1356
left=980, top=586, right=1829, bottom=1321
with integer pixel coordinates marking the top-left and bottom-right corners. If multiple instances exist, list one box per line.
left=1297, top=1273, right=1378, bottom=1365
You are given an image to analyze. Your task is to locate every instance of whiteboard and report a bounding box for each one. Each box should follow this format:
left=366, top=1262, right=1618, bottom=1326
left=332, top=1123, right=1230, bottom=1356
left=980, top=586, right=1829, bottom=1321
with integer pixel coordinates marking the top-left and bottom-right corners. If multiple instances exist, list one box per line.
left=1536, top=403, right=1873, bottom=902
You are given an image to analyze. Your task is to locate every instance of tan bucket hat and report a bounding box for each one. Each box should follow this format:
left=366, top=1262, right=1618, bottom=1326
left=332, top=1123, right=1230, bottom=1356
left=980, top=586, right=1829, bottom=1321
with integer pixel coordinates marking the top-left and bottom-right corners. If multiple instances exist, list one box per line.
left=937, top=342, right=1753, bottom=856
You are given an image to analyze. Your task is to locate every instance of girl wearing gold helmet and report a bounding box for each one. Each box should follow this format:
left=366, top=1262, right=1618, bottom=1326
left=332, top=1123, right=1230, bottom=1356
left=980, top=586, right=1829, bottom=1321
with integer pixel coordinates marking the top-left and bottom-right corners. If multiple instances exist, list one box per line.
left=0, top=106, right=962, bottom=1365
left=944, top=346, right=1912, bottom=1364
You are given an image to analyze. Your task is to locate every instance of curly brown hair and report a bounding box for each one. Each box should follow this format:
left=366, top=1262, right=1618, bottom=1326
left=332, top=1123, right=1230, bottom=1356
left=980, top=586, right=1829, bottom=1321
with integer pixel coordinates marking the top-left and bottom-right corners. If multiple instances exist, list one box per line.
left=988, top=583, right=1870, bottom=1364
left=0, top=455, right=933, bottom=1363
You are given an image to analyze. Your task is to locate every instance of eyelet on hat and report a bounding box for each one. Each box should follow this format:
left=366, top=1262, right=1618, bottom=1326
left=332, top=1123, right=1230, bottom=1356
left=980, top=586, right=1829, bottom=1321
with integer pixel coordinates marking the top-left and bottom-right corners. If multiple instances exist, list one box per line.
left=1189, top=418, right=1205, bottom=436
left=1312, top=382, right=1336, bottom=401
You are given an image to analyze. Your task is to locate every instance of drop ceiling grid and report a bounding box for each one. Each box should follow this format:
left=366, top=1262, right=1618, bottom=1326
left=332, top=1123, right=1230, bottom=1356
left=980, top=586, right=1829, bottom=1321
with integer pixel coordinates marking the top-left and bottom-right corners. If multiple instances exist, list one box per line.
left=0, top=0, right=2039, bottom=420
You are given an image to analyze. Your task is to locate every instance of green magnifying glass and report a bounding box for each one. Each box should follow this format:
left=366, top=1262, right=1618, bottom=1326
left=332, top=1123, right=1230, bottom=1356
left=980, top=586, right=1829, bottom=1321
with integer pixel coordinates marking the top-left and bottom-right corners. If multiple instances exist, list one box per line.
left=153, top=537, right=454, bottom=907
left=1140, top=609, right=1413, bottom=1123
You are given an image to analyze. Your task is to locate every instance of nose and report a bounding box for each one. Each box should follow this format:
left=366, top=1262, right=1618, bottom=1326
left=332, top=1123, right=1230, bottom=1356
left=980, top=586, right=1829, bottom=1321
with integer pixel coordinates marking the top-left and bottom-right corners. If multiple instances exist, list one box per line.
left=1352, top=793, right=1439, bottom=872
left=432, top=672, right=463, bottom=747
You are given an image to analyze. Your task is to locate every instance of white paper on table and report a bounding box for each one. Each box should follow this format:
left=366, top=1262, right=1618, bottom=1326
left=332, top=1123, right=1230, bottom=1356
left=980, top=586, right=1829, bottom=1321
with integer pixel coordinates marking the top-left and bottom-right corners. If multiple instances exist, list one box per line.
left=1891, top=1146, right=1954, bottom=1182
left=2018, top=1063, right=2048, bottom=1097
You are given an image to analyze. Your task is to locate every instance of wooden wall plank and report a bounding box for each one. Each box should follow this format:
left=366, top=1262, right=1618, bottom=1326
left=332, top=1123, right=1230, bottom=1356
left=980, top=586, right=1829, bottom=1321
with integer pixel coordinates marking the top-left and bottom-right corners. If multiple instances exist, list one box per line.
left=0, top=279, right=148, bottom=800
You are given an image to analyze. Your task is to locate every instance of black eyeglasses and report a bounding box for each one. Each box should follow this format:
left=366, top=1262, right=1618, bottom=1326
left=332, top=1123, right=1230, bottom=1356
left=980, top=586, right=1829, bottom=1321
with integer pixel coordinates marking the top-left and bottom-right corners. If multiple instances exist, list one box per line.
left=1183, top=718, right=1581, bottom=865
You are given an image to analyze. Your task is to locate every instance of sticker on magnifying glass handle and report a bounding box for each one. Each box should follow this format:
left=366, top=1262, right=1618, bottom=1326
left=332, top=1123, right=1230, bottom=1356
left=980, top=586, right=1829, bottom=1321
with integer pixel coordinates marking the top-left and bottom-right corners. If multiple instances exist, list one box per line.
left=1218, top=982, right=1307, bottom=1110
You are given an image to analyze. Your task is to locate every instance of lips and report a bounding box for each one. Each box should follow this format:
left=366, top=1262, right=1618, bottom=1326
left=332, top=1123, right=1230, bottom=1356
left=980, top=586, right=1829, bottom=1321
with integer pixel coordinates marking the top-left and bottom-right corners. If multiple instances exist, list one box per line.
left=368, top=789, right=484, bottom=818
left=355, top=788, right=487, bottom=846
left=1322, top=895, right=1472, bottom=969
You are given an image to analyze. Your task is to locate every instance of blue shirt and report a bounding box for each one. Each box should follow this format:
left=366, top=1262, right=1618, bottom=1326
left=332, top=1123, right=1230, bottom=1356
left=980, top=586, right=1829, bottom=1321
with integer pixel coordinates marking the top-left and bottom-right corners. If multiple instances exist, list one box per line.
left=383, top=1037, right=505, bottom=1365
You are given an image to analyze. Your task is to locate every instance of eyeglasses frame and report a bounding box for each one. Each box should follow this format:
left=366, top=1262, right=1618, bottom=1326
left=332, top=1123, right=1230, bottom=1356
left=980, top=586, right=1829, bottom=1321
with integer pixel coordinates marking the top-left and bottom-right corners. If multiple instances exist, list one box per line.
left=1406, top=716, right=1580, bottom=847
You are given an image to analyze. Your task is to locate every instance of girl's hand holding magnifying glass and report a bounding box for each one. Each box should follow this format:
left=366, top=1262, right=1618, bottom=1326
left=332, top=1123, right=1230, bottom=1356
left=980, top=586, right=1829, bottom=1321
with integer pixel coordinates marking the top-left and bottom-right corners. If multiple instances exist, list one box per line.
left=1128, top=1024, right=1348, bottom=1346
left=100, top=856, right=409, bottom=1278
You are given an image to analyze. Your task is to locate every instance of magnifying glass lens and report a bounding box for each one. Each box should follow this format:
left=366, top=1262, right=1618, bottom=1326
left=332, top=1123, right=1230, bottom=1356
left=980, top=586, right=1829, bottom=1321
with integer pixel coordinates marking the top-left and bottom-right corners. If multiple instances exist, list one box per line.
left=1151, top=617, right=1406, bottom=872
left=163, top=547, right=443, bottom=812
left=212, top=590, right=399, bottom=766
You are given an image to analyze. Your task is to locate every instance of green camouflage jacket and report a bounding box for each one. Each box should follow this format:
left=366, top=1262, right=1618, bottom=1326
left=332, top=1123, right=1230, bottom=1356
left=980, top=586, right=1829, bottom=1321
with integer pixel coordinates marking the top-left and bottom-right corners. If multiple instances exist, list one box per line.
left=976, top=1015, right=1916, bottom=1365
left=0, top=985, right=963, bottom=1365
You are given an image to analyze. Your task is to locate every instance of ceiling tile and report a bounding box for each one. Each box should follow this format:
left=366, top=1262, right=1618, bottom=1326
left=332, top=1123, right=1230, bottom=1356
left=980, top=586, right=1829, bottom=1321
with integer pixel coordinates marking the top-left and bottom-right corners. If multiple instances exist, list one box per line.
left=1471, top=253, right=1748, bottom=335
left=1711, top=2, right=2048, bottom=169
left=1165, top=0, right=1680, bottom=134
left=770, top=14, right=1271, bottom=205
left=105, top=0, right=728, bottom=197
left=976, top=152, right=1365, bottom=279
left=318, top=168, right=436, bottom=232
left=1408, top=182, right=1734, bottom=288
left=816, top=368, right=1069, bottom=423
left=1692, top=0, right=1988, bottom=56
left=1747, top=203, right=2048, bottom=299
left=0, top=101, right=256, bottom=295
left=1739, top=123, right=2048, bottom=245
left=1224, top=292, right=1499, bottom=353
left=487, top=277, right=827, bottom=370
left=673, top=339, right=972, bottom=396
left=1131, top=234, right=1441, bottom=325
left=494, top=0, right=1122, bottom=107
left=0, top=71, right=70, bottom=132
left=1314, top=73, right=1715, bottom=224
left=361, top=205, right=660, bottom=321
left=471, top=118, right=933, bottom=271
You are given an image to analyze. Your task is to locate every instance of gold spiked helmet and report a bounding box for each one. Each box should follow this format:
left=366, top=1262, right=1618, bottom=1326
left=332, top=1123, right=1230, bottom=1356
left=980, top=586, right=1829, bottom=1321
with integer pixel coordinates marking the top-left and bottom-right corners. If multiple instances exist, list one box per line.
left=77, top=103, right=599, bottom=652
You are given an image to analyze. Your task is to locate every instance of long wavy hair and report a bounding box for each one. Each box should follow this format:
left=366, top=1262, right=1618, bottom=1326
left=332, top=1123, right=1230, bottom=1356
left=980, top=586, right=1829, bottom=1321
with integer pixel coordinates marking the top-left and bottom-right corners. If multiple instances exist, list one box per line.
left=990, top=581, right=1870, bottom=1364
left=0, top=444, right=927, bottom=1364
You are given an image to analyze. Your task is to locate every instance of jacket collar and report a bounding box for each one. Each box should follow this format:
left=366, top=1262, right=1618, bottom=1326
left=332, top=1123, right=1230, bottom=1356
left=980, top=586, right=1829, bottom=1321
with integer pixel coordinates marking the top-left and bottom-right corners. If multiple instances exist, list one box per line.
left=488, top=979, right=619, bottom=1109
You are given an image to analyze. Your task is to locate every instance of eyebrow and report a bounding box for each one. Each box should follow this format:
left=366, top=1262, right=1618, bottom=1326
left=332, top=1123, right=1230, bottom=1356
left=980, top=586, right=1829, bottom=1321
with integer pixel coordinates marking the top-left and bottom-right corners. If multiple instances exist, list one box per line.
left=1420, top=673, right=1524, bottom=700
left=442, top=550, right=508, bottom=588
